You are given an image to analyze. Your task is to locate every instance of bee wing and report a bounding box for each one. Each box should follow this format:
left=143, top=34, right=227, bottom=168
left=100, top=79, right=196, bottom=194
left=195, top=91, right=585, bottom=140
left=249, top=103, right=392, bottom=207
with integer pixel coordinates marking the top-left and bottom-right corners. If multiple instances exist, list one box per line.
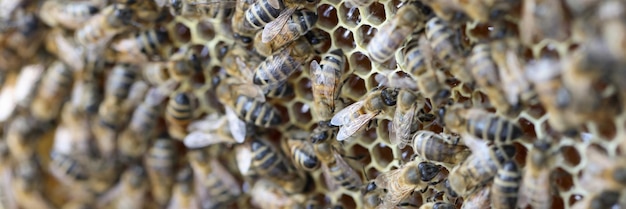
left=460, top=133, right=489, bottom=160
left=321, top=163, right=339, bottom=191
left=333, top=151, right=362, bottom=188
left=187, top=113, right=222, bottom=132
left=236, top=143, right=252, bottom=175
left=183, top=131, right=235, bottom=148
left=210, top=159, right=242, bottom=195
left=262, top=7, right=295, bottom=43
left=310, top=60, right=338, bottom=112
left=336, top=112, right=377, bottom=141
left=225, top=106, right=247, bottom=143
left=234, top=83, right=266, bottom=102
left=236, top=57, right=255, bottom=83
left=330, top=101, right=365, bottom=126
left=390, top=104, right=417, bottom=149
left=146, top=80, right=179, bottom=105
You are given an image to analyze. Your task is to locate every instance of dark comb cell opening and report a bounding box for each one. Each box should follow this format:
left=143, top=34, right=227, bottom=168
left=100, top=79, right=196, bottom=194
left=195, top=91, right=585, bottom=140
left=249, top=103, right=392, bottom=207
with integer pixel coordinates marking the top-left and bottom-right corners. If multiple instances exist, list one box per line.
left=562, top=146, right=581, bottom=167
left=291, top=102, right=312, bottom=126
left=357, top=25, right=377, bottom=48
left=350, top=51, right=372, bottom=76
left=371, top=143, right=394, bottom=168
left=196, top=20, right=215, bottom=41
left=174, top=22, right=191, bottom=43
left=317, top=4, right=339, bottom=30
left=339, top=3, right=361, bottom=27
left=342, top=74, right=367, bottom=100
left=365, top=2, right=386, bottom=25
left=333, top=27, right=356, bottom=51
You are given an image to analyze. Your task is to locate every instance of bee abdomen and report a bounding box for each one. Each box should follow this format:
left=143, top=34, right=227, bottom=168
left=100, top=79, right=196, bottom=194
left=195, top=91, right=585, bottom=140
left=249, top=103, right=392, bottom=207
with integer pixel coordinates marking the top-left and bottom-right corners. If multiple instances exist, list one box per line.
left=106, top=65, right=137, bottom=101
left=492, top=161, right=521, bottom=209
left=403, top=40, right=427, bottom=76
left=244, top=0, right=283, bottom=29
left=236, top=96, right=282, bottom=127
left=467, top=115, right=523, bottom=143
left=369, top=30, right=408, bottom=63
left=253, top=55, right=298, bottom=86
left=167, top=93, right=195, bottom=121
left=293, top=10, right=318, bottom=33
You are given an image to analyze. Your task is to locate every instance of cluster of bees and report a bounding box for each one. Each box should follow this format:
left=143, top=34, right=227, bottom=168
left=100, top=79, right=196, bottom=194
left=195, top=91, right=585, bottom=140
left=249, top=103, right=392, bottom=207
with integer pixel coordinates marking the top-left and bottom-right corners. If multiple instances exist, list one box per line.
left=1, top=0, right=626, bottom=208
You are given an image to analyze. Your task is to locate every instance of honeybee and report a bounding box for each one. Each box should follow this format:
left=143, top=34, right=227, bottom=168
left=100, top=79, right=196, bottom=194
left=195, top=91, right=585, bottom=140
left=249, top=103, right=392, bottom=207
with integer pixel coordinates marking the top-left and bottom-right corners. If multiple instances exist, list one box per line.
left=286, top=131, right=320, bottom=171
left=145, top=138, right=179, bottom=206
left=229, top=48, right=295, bottom=99
left=253, top=37, right=312, bottom=84
left=162, top=49, right=202, bottom=82
left=11, top=157, right=56, bottom=209
left=185, top=112, right=246, bottom=149
left=189, top=149, right=241, bottom=209
left=390, top=90, right=429, bottom=149
left=166, top=165, right=198, bottom=209
left=230, top=0, right=257, bottom=45
left=118, top=81, right=178, bottom=162
left=244, top=0, right=315, bottom=31
left=374, top=160, right=442, bottom=208
left=304, top=28, right=329, bottom=54
left=0, top=64, right=43, bottom=123
left=519, top=0, right=569, bottom=45
left=310, top=49, right=345, bottom=122
left=97, top=166, right=148, bottom=209
left=70, top=60, right=105, bottom=116
left=330, top=87, right=398, bottom=141
left=256, top=9, right=317, bottom=52
left=467, top=43, right=518, bottom=116
left=166, top=91, right=199, bottom=140
left=216, top=77, right=283, bottom=127
left=419, top=202, right=455, bottom=209
left=518, top=140, right=558, bottom=209
left=95, top=68, right=146, bottom=156
left=48, top=151, right=89, bottom=185
left=75, top=4, right=135, bottom=48
left=410, top=130, right=471, bottom=165
left=424, top=17, right=473, bottom=85
left=401, top=34, right=450, bottom=106
left=30, top=61, right=73, bottom=123
left=250, top=137, right=308, bottom=193
left=448, top=137, right=516, bottom=197
left=440, top=105, right=524, bottom=145
left=490, top=160, right=522, bottom=209
left=367, top=3, right=428, bottom=64
left=314, top=139, right=362, bottom=191
left=110, top=27, right=172, bottom=64
left=168, top=0, right=234, bottom=19
left=39, top=0, right=100, bottom=29
left=580, top=147, right=626, bottom=193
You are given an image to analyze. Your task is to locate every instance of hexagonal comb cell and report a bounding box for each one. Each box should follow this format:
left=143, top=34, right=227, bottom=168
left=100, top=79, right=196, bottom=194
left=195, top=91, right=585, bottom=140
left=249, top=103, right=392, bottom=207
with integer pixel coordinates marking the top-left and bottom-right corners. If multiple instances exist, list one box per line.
left=317, top=4, right=339, bottom=30
left=338, top=3, right=361, bottom=27
left=333, top=27, right=356, bottom=51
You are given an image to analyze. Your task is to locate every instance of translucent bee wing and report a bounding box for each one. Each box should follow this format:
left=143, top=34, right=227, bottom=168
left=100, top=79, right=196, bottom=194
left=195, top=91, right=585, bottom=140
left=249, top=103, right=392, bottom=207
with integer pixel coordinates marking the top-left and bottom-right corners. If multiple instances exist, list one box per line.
left=187, top=113, right=222, bottom=132
left=236, top=57, right=255, bottom=83
left=225, top=106, right=246, bottom=143
left=262, top=8, right=295, bottom=43
left=145, top=80, right=179, bottom=106
left=333, top=151, right=362, bottom=188
left=336, top=111, right=377, bottom=141
left=256, top=49, right=300, bottom=85
left=390, top=104, right=417, bottom=149
left=14, top=64, right=44, bottom=105
left=321, top=163, right=339, bottom=191
left=236, top=143, right=252, bottom=175
left=330, top=101, right=365, bottom=126
left=374, top=168, right=413, bottom=207
left=183, top=131, right=235, bottom=148
left=234, top=83, right=266, bottom=102
left=310, top=60, right=338, bottom=113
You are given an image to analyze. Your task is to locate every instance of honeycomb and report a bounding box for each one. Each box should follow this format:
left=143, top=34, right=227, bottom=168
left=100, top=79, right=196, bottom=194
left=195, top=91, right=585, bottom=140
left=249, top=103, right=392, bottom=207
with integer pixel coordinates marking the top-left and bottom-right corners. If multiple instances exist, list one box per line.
left=0, top=0, right=625, bottom=208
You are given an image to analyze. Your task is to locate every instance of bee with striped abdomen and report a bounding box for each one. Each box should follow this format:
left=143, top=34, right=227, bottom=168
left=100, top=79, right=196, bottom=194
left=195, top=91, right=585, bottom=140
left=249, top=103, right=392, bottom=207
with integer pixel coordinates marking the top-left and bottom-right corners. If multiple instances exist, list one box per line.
left=310, top=49, right=345, bottom=122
